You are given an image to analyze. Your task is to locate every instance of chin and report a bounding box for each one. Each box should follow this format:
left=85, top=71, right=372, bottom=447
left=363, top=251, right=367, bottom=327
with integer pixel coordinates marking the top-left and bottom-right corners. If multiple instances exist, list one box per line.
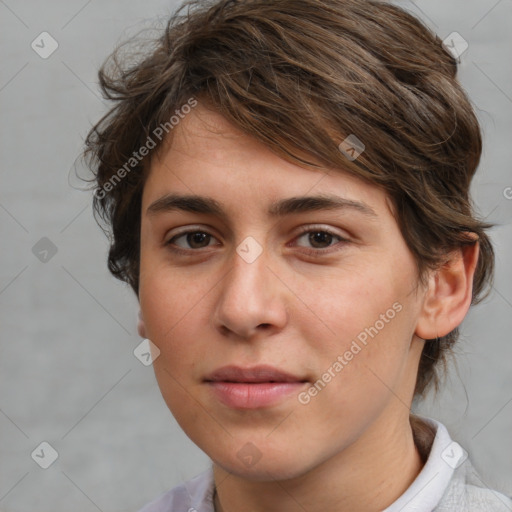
left=199, top=436, right=319, bottom=482
left=214, top=454, right=312, bottom=482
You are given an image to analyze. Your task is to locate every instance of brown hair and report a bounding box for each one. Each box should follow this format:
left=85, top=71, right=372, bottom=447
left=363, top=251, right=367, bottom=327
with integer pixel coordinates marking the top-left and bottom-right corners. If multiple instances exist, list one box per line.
left=83, top=0, right=494, bottom=397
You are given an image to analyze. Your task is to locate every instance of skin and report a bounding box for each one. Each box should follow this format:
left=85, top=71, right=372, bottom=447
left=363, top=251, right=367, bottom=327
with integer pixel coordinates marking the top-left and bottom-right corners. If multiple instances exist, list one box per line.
left=138, top=103, right=479, bottom=512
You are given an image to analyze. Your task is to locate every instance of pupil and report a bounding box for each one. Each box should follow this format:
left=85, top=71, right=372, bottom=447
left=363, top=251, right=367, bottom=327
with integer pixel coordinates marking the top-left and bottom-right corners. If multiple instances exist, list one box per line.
left=309, top=231, right=332, bottom=248
left=188, top=232, right=209, bottom=248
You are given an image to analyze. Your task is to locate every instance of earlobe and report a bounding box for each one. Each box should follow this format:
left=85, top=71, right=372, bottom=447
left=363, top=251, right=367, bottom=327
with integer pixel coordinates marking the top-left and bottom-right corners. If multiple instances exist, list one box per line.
left=137, top=309, right=147, bottom=338
left=415, top=240, right=480, bottom=340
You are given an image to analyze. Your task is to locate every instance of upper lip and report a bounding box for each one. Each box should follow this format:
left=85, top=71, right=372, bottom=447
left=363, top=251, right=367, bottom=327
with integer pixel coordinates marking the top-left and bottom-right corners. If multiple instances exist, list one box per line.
left=204, top=365, right=307, bottom=383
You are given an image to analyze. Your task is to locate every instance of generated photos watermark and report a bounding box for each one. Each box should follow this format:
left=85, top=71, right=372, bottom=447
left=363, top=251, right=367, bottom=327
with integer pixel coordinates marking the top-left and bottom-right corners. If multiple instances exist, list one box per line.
left=298, top=301, right=403, bottom=405
left=94, top=97, right=198, bottom=200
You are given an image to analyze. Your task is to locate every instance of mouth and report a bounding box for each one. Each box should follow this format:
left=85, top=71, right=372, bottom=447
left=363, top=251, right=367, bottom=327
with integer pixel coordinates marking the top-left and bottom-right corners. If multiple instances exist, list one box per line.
left=204, top=365, right=309, bottom=409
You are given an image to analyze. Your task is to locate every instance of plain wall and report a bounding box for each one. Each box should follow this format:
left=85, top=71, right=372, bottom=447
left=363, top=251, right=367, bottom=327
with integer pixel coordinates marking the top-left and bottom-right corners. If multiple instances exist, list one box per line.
left=1, top=1, right=511, bottom=510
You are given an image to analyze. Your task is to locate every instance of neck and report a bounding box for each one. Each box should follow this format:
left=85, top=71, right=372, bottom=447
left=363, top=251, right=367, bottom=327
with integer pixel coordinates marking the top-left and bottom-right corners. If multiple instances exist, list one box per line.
left=213, top=412, right=425, bottom=512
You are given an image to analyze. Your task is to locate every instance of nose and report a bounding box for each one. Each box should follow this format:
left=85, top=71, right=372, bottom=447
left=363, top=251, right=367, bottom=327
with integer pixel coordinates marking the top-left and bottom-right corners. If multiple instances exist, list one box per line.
left=212, top=244, right=289, bottom=340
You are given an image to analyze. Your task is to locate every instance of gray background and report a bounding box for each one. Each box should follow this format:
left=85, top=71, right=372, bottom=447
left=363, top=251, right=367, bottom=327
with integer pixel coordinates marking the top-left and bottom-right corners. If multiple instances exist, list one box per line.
left=0, top=0, right=510, bottom=511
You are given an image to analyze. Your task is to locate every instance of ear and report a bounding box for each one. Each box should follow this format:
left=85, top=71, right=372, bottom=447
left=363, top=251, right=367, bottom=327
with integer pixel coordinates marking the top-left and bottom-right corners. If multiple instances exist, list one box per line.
left=415, top=240, right=480, bottom=340
left=137, top=309, right=147, bottom=338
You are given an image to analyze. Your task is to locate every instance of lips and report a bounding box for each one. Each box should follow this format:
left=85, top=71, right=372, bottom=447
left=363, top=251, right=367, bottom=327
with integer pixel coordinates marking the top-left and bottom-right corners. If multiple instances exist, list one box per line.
left=204, top=365, right=308, bottom=409
left=204, top=365, right=307, bottom=383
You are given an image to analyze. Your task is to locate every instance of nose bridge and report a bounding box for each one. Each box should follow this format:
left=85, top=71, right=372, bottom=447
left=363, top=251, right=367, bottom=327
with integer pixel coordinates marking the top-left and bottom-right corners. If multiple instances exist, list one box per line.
left=224, top=239, right=271, bottom=307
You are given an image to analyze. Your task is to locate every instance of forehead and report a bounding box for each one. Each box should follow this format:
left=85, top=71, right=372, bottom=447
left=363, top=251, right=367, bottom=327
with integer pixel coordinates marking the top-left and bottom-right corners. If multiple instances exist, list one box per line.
left=143, top=103, right=390, bottom=218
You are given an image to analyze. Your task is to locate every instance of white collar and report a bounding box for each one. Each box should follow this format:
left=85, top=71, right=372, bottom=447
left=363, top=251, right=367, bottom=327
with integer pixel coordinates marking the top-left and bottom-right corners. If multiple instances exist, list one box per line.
left=383, top=417, right=466, bottom=512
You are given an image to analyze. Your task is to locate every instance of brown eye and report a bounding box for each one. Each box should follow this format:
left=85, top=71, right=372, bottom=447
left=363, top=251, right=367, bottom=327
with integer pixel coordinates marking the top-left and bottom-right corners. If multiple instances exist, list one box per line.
left=167, top=230, right=218, bottom=250
left=291, top=226, right=349, bottom=257
left=186, top=232, right=211, bottom=249
left=295, top=229, right=342, bottom=250
left=307, top=231, right=335, bottom=249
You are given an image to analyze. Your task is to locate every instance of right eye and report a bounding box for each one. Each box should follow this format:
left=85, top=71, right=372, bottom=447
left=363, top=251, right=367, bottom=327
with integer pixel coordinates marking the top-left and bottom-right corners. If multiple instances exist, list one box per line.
left=165, top=230, right=220, bottom=252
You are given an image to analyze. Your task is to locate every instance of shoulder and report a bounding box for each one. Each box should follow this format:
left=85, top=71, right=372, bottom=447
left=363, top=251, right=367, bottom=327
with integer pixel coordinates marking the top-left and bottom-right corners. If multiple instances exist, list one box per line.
left=137, top=469, right=215, bottom=512
left=417, top=417, right=512, bottom=512
left=436, top=458, right=512, bottom=512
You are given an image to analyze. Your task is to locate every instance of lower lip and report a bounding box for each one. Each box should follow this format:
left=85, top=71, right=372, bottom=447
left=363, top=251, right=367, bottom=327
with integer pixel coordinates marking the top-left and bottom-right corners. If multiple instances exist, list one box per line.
left=207, top=381, right=306, bottom=409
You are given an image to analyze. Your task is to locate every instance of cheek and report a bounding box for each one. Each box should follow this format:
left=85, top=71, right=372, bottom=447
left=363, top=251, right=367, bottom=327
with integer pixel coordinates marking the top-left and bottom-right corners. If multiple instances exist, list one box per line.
left=296, top=264, right=417, bottom=405
left=139, top=269, right=212, bottom=430
left=140, top=271, right=205, bottom=352
left=295, top=263, right=407, bottom=355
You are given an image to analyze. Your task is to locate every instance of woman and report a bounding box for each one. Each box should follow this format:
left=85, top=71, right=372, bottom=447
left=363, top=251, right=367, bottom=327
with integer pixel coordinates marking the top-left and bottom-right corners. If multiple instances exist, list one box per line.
left=84, top=0, right=511, bottom=510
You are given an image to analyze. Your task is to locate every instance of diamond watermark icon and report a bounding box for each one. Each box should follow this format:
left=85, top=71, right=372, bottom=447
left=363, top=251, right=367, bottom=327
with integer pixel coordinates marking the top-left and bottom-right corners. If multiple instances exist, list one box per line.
left=236, top=236, right=263, bottom=264
left=441, top=441, right=468, bottom=469
left=338, top=134, right=365, bottom=161
left=236, top=442, right=262, bottom=468
left=32, top=237, right=58, bottom=263
left=31, top=441, right=59, bottom=469
left=31, top=32, right=59, bottom=59
left=442, top=32, right=468, bottom=59
left=134, top=338, right=161, bottom=366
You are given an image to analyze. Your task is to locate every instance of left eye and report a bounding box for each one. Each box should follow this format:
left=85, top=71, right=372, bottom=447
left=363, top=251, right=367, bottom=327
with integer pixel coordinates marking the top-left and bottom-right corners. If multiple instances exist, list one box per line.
left=294, top=229, right=345, bottom=250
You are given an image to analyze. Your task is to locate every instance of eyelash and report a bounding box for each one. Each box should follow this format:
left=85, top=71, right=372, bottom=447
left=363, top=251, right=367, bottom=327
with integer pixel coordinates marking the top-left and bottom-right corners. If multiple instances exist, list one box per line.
left=165, top=225, right=348, bottom=257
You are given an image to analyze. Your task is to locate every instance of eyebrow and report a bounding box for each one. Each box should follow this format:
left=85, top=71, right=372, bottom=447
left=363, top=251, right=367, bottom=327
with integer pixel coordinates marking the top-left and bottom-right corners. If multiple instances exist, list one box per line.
left=146, top=193, right=377, bottom=219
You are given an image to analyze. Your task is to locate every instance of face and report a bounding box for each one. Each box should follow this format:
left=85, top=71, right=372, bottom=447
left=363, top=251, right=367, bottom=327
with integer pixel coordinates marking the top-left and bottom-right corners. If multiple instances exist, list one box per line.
left=139, top=104, right=426, bottom=480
